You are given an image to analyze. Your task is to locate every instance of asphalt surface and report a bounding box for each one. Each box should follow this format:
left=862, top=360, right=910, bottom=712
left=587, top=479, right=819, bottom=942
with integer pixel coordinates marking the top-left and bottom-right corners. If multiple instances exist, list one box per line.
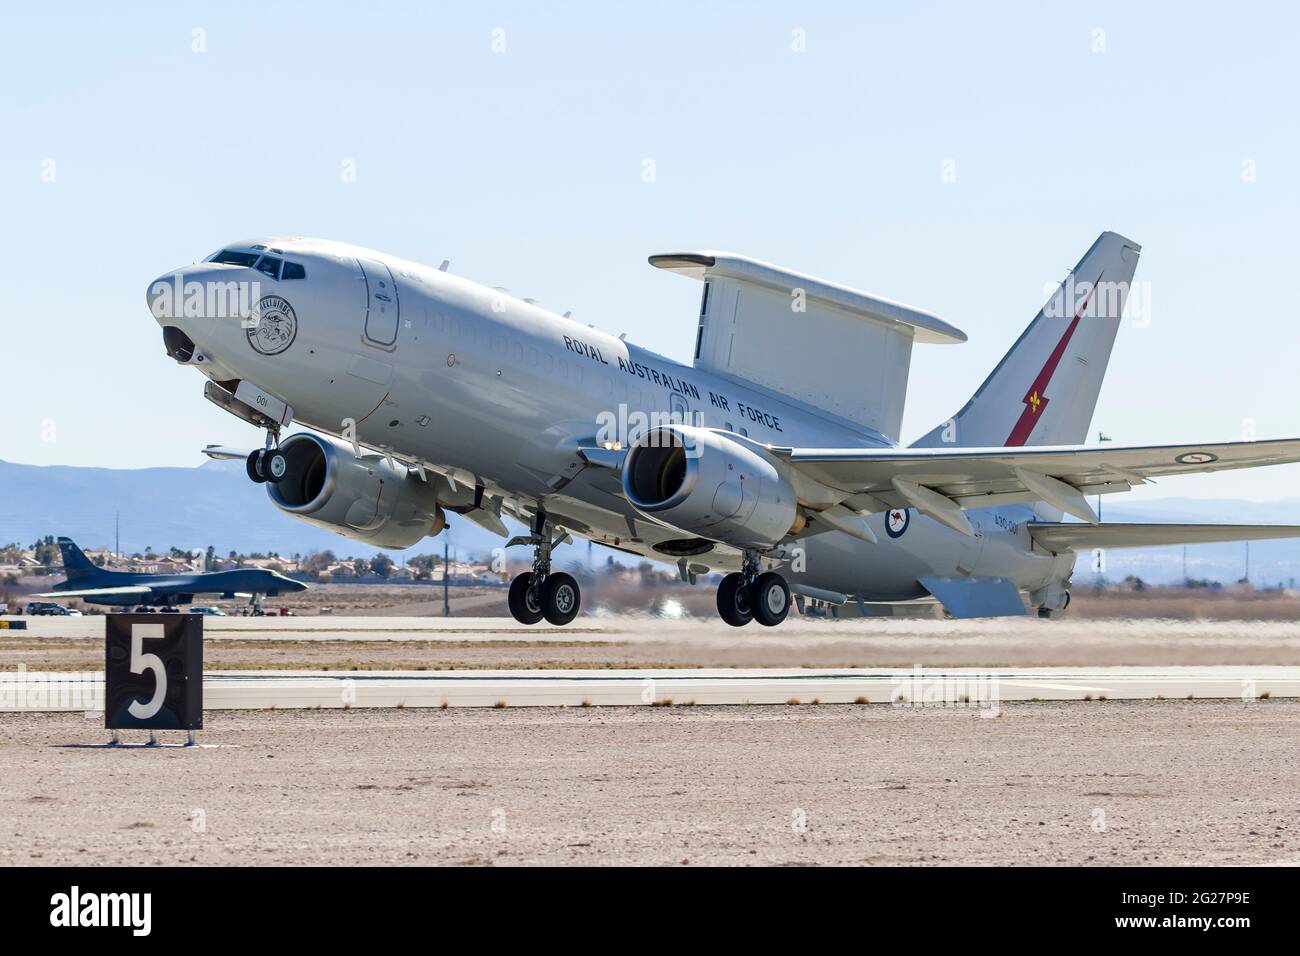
left=5, top=666, right=1298, bottom=711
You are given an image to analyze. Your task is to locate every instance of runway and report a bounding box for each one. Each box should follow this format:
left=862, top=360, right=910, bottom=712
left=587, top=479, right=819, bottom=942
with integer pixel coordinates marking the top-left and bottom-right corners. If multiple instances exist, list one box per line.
left=5, top=665, right=1298, bottom=711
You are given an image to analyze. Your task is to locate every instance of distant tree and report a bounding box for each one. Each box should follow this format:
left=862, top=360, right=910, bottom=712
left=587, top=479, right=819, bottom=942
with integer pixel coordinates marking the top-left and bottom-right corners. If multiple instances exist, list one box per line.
left=31, top=536, right=60, bottom=571
left=406, top=554, right=436, bottom=572
left=371, top=553, right=395, bottom=579
left=300, top=551, right=336, bottom=577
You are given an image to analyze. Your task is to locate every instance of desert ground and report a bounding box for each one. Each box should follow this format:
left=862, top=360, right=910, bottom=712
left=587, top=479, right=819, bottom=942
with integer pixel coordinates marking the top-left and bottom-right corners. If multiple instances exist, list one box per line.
left=2, top=702, right=1297, bottom=866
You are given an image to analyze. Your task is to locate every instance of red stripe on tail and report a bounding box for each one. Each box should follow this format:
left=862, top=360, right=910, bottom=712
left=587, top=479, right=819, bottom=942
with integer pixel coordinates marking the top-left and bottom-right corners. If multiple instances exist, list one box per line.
left=1004, top=275, right=1103, bottom=446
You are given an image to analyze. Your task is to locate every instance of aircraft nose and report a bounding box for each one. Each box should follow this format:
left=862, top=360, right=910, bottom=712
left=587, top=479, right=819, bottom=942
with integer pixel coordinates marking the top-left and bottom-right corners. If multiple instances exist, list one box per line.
left=146, top=272, right=175, bottom=325
left=148, top=271, right=198, bottom=362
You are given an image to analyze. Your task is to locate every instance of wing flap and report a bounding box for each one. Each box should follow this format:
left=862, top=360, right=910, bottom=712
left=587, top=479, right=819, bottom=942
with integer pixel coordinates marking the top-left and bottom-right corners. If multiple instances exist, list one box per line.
left=918, top=576, right=1027, bottom=618
left=1028, top=522, right=1300, bottom=552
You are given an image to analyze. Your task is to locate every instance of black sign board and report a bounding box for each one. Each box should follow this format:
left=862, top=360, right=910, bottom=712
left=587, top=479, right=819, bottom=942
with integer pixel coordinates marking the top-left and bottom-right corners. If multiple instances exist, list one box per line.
left=105, top=614, right=203, bottom=730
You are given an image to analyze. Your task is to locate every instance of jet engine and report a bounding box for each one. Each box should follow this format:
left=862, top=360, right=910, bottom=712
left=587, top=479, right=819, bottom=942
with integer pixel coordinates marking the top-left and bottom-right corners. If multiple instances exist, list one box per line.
left=621, top=424, right=800, bottom=549
left=266, top=432, right=446, bottom=549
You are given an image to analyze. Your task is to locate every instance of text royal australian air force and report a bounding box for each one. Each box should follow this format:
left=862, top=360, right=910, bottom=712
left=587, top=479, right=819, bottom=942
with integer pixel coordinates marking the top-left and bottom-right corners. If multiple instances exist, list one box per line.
left=562, top=333, right=784, bottom=432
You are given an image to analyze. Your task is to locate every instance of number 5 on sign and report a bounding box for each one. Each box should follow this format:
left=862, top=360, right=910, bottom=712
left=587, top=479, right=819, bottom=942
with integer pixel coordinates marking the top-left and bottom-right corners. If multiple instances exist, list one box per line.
left=128, top=623, right=166, bottom=720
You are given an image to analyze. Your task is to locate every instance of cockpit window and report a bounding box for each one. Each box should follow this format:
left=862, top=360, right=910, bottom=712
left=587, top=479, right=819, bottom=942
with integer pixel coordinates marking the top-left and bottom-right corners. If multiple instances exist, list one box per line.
left=282, top=262, right=306, bottom=280
left=256, top=256, right=283, bottom=280
left=210, top=250, right=261, bottom=267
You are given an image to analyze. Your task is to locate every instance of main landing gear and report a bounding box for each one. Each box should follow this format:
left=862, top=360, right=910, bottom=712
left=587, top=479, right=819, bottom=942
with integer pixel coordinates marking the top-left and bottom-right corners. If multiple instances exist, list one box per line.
left=506, top=516, right=581, bottom=626
left=246, top=429, right=287, bottom=484
left=717, top=552, right=790, bottom=627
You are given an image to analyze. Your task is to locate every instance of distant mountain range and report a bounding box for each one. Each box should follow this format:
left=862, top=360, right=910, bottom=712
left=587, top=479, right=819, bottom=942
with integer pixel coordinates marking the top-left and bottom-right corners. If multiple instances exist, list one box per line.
left=2, top=457, right=1299, bottom=585
left=0, top=457, right=513, bottom=563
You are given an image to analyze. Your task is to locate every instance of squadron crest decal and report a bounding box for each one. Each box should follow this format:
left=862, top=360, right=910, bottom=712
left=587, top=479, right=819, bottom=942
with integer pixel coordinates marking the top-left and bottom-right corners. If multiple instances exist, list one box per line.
left=247, top=295, right=297, bottom=355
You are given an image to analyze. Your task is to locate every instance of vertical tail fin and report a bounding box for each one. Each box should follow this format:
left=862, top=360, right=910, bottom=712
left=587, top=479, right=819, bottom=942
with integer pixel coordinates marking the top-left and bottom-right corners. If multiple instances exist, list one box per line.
left=913, top=231, right=1141, bottom=448
left=56, top=537, right=98, bottom=579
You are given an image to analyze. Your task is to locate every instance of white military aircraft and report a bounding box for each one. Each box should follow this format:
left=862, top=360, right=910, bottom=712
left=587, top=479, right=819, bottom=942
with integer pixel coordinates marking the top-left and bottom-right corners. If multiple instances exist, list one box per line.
left=149, top=232, right=1300, bottom=626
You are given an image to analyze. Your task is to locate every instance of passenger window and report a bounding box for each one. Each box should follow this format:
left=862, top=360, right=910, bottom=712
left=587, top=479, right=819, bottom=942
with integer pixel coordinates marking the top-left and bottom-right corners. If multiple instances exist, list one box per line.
left=282, top=262, right=306, bottom=280
left=256, top=256, right=283, bottom=280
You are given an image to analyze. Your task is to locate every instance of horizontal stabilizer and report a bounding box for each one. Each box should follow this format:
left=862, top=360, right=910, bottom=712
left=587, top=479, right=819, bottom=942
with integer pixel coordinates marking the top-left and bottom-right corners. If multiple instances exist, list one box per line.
left=1029, top=522, right=1300, bottom=553
left=919, top=576, right=1027, bottom=618
left=202, top=444, right=254, bottom=461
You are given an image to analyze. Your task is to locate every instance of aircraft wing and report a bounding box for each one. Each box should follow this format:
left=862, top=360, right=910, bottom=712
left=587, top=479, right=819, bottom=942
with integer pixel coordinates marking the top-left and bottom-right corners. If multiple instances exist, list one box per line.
left=32, top=586, right=153, bottom=598
left=782, top=437, right=1300, bottom=536
left=1027, top=522, right=1300, bottom=552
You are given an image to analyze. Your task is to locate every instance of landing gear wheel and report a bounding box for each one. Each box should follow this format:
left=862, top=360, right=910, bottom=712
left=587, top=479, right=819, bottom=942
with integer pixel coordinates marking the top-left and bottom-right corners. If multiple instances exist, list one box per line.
left=751, top=572, right=791, bottom=627
left=246, top=449, right=267, bottom=483
left=716, top=572, right=754, bottom=627
left=508, top=572, right=544, bottom=625
left=541, top=572, right=581, bottom=626
left=1037, top=607, right=1053, bottom=620
left=265, top=449, right=288, bottom=483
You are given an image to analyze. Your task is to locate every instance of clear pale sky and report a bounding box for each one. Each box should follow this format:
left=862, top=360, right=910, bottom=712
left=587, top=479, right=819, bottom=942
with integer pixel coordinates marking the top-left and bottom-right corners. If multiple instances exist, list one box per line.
left=4, top=2, right=1299, bottom=502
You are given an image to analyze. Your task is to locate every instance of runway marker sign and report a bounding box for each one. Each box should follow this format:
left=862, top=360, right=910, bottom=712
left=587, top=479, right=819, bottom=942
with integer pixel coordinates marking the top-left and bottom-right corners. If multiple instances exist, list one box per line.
left=105, top=614, right=203, bottom=731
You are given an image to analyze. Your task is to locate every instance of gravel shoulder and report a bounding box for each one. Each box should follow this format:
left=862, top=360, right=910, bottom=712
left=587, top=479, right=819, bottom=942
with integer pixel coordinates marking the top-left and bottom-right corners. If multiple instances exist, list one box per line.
left=3, top=701, right=1297, bottom=866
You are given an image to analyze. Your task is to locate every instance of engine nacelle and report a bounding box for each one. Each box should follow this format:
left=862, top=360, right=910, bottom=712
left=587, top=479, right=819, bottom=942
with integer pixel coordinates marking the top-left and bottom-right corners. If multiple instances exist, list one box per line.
left=622, top=424, right=799, bottom=549
left=266, top=432, right=446, bottom=550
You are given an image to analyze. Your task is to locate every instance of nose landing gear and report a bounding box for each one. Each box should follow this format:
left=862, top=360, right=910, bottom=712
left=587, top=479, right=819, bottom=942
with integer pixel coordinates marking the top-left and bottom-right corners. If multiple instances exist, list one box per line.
left=717, top=553, right=790, bottom=627
left=506, top=516, right=581, bottom=626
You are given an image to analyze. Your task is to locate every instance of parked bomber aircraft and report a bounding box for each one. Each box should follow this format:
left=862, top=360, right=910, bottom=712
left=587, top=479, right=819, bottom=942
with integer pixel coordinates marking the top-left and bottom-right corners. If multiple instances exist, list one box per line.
left=148, top=232, right=1300, bottom=626
left=36, top=537, right=307, bottom=609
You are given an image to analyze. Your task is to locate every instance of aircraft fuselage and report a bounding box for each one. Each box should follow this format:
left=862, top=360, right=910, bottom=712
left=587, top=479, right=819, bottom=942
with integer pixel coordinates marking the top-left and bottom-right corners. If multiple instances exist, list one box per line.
left=150, top=238, right=1073, bottom=610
